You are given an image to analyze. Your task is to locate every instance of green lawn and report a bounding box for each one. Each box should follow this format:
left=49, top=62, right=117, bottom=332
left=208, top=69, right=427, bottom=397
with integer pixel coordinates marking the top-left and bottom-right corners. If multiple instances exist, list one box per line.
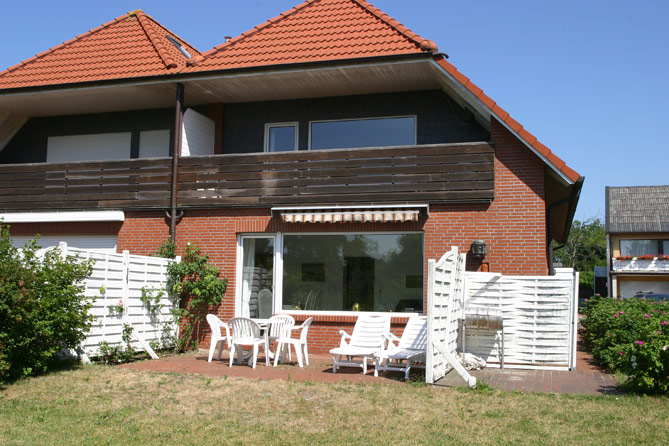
left=1, top=365, right=667, bottom=445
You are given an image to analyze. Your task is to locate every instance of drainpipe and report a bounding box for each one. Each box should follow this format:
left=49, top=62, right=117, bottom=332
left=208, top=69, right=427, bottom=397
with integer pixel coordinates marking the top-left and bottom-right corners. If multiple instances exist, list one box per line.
left=169, top=83, right=185, bottom=242
left=547, top=177, right=584, bottom=275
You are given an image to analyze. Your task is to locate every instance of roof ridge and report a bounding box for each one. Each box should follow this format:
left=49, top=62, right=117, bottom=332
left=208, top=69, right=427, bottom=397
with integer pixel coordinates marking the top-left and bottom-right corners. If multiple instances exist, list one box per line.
left=196, top=0, right=319, bottom=61
left=0, top=12, right=134, bottom=79
left=350, top=0, right=438, bottom=52
left=192, top=0, right=436, bottom=67
left=135, top=11, right=178, bottom=69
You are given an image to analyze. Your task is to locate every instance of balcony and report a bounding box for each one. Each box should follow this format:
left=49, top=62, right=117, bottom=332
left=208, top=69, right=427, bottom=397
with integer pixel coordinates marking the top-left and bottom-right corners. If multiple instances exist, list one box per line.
left=0, top=142, right=494, bottom=212
left=612, top=258, right=669, bottom=273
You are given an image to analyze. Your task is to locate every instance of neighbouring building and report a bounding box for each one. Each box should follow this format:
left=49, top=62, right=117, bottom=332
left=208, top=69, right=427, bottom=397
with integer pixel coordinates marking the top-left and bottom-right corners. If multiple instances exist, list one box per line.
left=0, top=0, right=582, bottom=352
left=606, top=185, right=669, bottom=298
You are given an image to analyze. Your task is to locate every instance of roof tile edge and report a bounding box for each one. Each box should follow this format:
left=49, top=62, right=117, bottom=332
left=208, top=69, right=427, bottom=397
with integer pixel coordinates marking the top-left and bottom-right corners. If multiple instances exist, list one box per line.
left=433, top=56, right=580, bottom=183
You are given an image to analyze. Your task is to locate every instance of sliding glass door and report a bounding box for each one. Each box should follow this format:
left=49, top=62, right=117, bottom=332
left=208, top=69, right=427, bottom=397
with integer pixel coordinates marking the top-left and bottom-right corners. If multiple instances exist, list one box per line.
left=239, top=236, right=275, bottom=318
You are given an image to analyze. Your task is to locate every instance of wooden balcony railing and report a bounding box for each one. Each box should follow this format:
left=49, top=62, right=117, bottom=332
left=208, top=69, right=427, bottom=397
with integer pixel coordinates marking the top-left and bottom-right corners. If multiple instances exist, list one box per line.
left=0, top=142, right=494, bottom=211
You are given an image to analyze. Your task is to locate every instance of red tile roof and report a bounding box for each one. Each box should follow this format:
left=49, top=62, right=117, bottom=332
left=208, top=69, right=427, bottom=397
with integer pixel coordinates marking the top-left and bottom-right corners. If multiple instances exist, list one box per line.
left=433, top=57, right=580, bottom=183
left=0, top=11, right=200, bottom=89
left=0, top=1, right=579, bottom=184
left=185, top=0, right=437, bottom=72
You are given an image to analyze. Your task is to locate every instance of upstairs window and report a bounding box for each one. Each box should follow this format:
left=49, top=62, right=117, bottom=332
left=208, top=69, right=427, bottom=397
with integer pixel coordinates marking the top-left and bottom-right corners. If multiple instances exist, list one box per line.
left=309, top=116, right=416, bottom=150
left=620, top=239, right=669, bottom=257
left=265, top=123, right=298, bottom=152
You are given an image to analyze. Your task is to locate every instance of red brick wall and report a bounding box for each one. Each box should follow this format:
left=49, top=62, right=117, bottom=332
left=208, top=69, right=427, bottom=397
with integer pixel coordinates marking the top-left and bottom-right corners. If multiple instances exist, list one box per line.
left=424, top=119, right=547, bottom=276
left=113, top=117, right=547, bottom=354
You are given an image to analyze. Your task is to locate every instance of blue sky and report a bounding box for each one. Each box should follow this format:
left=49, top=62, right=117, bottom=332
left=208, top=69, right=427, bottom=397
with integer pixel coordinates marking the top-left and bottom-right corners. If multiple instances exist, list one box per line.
left=1, top=0, right=667, bottom=221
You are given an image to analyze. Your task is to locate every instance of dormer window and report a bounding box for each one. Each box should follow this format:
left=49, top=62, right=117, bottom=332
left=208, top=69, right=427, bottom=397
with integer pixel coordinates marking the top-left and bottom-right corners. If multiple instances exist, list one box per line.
left=166, top=35, right=191, bottom=59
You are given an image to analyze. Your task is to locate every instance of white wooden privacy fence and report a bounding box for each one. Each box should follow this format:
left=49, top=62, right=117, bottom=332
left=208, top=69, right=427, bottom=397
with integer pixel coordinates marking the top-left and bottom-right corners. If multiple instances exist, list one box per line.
left=464, top=268, right=579, bottom=370
left=426, top=247, right=475, bottom=386
left=48, top=243, right=177, bottom=358
left=426, top=248, right=578, bottom=385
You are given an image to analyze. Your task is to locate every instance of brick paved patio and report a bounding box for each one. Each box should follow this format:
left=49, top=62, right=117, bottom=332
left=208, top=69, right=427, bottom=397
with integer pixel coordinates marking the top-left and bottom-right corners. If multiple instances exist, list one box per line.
left=434, top=343, right=620, bottom=395
left=122, top=341, right=619, bottom=395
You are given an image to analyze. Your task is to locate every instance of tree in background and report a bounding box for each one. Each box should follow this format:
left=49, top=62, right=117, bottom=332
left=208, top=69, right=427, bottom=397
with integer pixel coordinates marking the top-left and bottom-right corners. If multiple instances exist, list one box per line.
left=554, top=218, right=606, bottom=296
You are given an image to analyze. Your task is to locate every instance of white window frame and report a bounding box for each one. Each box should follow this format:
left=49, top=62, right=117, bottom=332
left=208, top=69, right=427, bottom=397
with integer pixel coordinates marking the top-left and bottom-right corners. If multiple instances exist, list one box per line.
left=307, top=115, right=417, bottom=150
left=235, top=231, right=424, bottom=317
left=235, top=234, right=282, bottom=317
left=264, top=122, right=299, bottom=153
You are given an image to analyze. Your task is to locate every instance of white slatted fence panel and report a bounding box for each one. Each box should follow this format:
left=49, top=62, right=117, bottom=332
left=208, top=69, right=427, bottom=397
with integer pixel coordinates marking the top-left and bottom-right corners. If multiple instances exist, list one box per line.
left=60, top=246, right=176, bottom=356
left=426, top=247, right=466, bottom=383
left=463, top=269, right=577, bottom=369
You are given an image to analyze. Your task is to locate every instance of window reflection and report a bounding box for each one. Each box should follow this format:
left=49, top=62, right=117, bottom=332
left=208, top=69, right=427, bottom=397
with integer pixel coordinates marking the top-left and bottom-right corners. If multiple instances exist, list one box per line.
left=310, top=116, right=415, bottom=150
left=282, top=233, right=423, bottom=312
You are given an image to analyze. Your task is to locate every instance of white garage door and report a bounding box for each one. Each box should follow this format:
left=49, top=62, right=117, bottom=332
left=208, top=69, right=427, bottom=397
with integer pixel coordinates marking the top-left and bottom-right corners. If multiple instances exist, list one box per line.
left=11, top=235, right=118, bottom=253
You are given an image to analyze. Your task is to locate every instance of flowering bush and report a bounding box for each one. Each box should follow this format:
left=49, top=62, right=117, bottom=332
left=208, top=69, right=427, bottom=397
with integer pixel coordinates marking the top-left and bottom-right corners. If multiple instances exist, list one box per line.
left=108, top=299, right=124, bottom=315
left=580, top=295, right=669, bottom=394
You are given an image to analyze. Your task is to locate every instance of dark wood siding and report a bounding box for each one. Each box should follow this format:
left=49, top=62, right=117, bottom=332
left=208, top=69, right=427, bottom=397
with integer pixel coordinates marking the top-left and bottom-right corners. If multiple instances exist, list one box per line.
left=0, top=142, right=494, bottom=211
left=0, top=108, right=175, bottom=164
left=222, top=90, right=489, bottom=154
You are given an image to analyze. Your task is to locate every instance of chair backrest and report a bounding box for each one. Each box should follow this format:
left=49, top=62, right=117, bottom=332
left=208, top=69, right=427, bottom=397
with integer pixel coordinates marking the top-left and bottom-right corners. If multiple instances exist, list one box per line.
left=258, top=289, right=273, bottom=318
left=299, top=317, right=313, bottom=344
left=206, top=314, right=229, bottom=339
left=229, top=317, right=261, bottom=343
left=268, top=314, right=295, bottom=338
left=349, top=314, right=390, bottom=349
left=397, top=315, right=428, bottom=350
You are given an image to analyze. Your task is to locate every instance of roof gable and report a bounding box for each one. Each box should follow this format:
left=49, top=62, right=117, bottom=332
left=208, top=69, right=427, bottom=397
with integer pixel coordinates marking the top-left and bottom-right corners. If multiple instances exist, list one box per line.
left=606, top=186, right=669, bottom=233
left=186, top=0, right=437, bottom=72
left=0, top=11, right=200, bottom=89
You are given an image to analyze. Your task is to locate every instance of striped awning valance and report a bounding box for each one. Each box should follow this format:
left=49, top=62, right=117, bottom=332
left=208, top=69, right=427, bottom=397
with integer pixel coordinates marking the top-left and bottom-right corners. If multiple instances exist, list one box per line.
left=272, top=205, right=428, bottom=224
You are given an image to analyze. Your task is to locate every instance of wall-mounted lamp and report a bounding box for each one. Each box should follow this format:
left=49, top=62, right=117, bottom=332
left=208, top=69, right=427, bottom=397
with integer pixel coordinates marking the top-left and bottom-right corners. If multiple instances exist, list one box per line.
left=471, top=240, right=487, bottom=258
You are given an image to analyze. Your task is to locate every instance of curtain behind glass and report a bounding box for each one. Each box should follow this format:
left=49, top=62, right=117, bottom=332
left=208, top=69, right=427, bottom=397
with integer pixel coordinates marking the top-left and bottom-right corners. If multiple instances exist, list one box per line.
left=241, top=239, right=255, bottom=318
left=620, top=240, right=658, bottom=257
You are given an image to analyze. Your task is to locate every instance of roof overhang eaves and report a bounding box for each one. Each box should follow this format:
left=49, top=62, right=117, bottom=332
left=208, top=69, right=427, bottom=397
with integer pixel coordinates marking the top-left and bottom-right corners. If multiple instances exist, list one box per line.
left=430, top=58, right=578, bottom=186
left=0, top=53, right=435, bottom=98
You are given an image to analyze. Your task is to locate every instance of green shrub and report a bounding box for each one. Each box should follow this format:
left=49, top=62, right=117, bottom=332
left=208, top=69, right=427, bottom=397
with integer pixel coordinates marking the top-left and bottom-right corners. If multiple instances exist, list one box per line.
left=0, top=224, right=94, bottom=381
left=580, top=295, right=669, bottom=394
left=166, top=243, right=227, bottom=352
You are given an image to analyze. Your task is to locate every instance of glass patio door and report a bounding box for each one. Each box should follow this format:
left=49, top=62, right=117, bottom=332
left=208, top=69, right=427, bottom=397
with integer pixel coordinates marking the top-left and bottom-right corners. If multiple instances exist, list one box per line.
left=239, top=236, right=275, bottom=318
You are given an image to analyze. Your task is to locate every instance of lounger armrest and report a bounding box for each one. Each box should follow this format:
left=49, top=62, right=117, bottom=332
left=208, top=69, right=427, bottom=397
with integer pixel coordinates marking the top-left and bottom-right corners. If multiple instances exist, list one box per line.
left=338, top=330, right=352, bottom=348
left=383, top=332, right=401, bottom=349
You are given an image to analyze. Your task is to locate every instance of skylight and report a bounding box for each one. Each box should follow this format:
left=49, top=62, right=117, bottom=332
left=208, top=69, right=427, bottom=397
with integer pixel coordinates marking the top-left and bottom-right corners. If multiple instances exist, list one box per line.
left=166, top=35, right=191, bottom=59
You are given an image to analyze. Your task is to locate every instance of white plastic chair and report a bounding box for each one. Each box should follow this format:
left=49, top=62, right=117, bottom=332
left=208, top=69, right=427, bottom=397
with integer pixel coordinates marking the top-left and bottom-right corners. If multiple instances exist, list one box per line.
left=374, top=315, right=427, bottom=379
left=206, top=314, right=231, bottom=363
left=266, top=314, right=295, bottom=357
left=330, top=314, right=390, bottom=375
left=274, top=317, right=313, bottom=367
left=228, top=317, right=267, bottom=368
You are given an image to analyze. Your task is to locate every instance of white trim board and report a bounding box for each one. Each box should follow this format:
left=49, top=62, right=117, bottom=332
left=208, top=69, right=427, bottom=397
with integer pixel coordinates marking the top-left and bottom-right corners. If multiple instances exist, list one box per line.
left=0, top=211, right=125, bottom=223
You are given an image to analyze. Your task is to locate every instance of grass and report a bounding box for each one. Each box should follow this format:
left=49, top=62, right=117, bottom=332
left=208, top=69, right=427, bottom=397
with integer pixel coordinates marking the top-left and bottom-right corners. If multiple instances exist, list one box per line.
left=1, top=365, right=668, bottom=445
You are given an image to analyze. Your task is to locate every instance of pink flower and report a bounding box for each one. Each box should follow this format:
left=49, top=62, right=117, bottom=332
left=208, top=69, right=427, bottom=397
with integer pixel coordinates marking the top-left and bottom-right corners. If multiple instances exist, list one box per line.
left=613, top=314, right=618, bottom=318
left=618, top=351, right=623, bottom=356
left=659, top=331, right=663, bottom=335
left=644, top=314, right=650, bottom=319
left=620, top=311, right=625, bottom=314
left=661, top=320, right=667, bottom=326
left=636, top=341, right=645, bottom=345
